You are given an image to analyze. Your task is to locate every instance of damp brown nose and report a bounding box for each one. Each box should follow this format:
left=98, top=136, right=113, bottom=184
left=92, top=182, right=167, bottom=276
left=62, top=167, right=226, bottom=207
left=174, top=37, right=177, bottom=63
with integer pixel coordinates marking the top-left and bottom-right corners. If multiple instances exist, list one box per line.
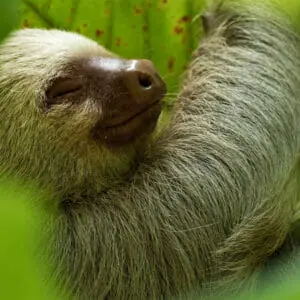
left=89, top=57, right=166, bottom=145
left=122, top=59, right=166, bottom=105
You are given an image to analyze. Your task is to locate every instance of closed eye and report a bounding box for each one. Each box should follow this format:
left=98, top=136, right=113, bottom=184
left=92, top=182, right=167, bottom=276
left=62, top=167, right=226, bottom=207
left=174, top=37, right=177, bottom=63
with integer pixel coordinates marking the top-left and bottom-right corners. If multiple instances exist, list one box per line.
left=45, top=77, right=83, bottom=106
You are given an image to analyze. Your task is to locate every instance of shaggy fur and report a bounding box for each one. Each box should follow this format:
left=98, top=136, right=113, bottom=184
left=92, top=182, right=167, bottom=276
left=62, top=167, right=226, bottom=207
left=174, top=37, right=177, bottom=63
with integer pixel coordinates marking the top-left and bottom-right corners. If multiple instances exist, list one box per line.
left=1, top=1, right=300, bottom=299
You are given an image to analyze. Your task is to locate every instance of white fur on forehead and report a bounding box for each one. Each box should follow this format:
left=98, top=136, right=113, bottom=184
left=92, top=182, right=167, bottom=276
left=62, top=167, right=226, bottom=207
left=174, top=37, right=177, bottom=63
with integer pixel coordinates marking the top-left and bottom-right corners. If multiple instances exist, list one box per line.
left=4, top=28, right=109, bottom=58
left=0, top=29, right=111, bottom=81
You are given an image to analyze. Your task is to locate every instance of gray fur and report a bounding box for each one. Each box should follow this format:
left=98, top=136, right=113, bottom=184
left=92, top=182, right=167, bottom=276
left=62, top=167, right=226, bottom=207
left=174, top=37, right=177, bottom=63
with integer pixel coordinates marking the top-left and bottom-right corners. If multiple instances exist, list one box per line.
left=1, top=1, right=300, bottom=299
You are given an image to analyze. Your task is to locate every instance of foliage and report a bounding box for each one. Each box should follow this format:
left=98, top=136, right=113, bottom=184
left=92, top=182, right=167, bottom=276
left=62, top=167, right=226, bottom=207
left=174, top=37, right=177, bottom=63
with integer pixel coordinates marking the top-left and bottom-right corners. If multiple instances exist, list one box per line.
left=0, top=0, right=20, bottom=40
left=16, top=0, right=300, bottom=96
left=18, top=0, right=207, bottom=96
left=0, top=179, right=61, bottom=300
left=278, top=0, right=300, bottom=27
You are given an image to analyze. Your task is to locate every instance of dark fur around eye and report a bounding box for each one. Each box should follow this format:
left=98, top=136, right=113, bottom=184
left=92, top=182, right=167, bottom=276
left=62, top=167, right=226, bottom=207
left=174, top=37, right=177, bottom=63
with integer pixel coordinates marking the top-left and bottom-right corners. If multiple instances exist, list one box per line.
left=45, top=77, right=83, bottom=106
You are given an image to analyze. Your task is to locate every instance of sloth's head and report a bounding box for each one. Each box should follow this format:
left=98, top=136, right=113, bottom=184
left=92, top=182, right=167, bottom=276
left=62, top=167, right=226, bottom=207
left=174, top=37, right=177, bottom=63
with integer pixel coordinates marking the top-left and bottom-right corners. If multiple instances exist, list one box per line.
left=0, top=29, right=166, bottom=192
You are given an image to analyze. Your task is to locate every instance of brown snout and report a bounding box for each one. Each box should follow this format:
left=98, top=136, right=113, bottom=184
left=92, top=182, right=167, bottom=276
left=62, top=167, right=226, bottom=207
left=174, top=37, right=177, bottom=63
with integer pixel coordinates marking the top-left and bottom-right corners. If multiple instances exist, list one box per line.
left=90, top=57, right=167, bottom=146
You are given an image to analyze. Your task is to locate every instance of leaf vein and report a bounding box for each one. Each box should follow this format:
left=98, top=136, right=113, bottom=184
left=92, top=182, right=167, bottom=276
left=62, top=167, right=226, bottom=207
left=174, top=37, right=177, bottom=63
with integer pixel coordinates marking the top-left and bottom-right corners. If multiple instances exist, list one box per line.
left=23, top=0, right=56, bottom=28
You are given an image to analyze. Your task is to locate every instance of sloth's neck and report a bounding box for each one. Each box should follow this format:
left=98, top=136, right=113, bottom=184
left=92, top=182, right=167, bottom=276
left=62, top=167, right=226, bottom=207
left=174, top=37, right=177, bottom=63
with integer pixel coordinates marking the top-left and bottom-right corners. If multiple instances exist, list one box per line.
left=54, top=154, right=142, bottom=207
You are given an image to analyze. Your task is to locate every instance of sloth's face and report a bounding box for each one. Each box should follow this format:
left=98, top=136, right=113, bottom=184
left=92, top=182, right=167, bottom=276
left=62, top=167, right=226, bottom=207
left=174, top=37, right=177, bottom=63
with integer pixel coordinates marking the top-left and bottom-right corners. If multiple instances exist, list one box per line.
left=44, top=56, right=166, bottom=147
left=0, top=29, right=166, bottom=186
left=0, top=29, right=166, bottom=152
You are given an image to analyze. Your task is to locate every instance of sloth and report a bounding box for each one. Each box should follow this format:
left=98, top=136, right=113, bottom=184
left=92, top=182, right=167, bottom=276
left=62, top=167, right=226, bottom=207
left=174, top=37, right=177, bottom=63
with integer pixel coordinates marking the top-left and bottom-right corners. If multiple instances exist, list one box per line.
left=0, top=0, right=300, bottom=299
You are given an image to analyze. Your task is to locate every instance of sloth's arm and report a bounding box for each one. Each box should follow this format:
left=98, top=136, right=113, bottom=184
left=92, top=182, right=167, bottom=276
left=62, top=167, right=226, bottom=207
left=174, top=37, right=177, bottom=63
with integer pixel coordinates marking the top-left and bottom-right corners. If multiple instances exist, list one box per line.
left=112, top=0, right=300, bottom=283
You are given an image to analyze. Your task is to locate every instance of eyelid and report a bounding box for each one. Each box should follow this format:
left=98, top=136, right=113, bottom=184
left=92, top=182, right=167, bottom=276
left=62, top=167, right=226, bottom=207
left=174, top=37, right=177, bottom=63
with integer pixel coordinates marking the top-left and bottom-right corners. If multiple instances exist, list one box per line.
left=45, top=77, right=83, bottom=105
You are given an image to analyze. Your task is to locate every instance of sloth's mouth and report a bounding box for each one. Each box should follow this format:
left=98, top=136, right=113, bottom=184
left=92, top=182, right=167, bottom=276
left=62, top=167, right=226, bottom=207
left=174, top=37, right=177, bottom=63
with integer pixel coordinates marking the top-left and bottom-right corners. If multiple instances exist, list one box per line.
left=93, top=101, right=162, bottom=146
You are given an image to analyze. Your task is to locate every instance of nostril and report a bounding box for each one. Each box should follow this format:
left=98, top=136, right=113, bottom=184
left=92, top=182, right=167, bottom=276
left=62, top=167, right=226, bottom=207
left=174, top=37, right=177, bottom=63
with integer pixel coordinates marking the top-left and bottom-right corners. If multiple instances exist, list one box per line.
left=124, top=59, right=166, bottom=101
left=138, top=73, right=152, bottom=90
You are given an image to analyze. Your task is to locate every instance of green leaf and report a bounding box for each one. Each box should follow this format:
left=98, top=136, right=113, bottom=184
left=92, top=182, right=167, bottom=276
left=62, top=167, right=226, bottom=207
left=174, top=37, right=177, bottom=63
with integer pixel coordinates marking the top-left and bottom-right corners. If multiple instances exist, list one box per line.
left=0, top=0, right=20, bottom=41
left=0, top=179, right=62, bottom=300
left=277, top=0, right=300, bottom=27
left=18, top=0, right=207, bottom=97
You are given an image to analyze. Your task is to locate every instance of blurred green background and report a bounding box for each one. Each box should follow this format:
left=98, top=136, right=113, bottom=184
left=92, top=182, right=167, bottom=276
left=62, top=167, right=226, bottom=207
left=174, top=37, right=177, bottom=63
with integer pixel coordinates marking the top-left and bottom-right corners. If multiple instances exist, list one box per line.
left=1, top=0, right=300, bottom=299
